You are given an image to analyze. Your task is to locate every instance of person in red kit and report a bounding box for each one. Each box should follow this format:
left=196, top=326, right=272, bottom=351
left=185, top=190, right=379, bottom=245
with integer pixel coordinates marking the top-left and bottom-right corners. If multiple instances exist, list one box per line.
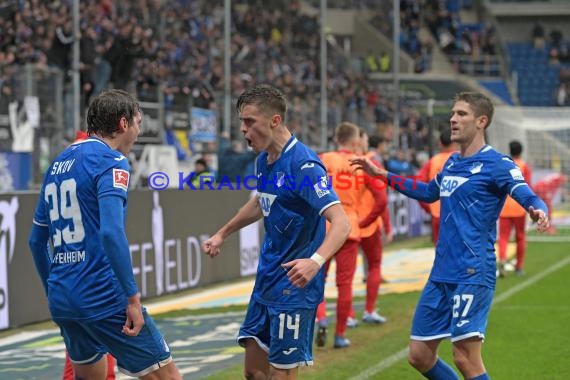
left=417, top=128, right=456, bottom=244
left=63, top=354, right=116, bottom=380
left=497, top=140, right=532, bottom=277
left=73, top=130, right=89, bottom=143
left=533, top=173, right=567, bottom=235
left=346, top=128, right=392, bottom=328
left=315, top=122, right=387, bottom=348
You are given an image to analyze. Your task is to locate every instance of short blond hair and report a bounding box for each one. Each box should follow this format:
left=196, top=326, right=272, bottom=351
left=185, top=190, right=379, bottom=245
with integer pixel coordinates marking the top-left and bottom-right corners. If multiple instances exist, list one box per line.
left=335, top=122, right=359, bottom=145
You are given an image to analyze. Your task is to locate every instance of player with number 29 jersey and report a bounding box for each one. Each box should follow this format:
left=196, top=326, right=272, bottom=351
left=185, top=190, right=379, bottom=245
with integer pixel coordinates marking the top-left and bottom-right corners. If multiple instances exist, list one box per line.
left=29, top=89, right=181, bottom=379
left=32, top=137, right=137, bottom=321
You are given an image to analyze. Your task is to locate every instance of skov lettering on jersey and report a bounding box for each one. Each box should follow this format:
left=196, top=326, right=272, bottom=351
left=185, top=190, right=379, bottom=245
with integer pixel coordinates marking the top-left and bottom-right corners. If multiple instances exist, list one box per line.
left=50, top=159, right=75, bottom=175
left=440, top=176, right=469, bottom=197
left=258, top=192, right=277, bottom=217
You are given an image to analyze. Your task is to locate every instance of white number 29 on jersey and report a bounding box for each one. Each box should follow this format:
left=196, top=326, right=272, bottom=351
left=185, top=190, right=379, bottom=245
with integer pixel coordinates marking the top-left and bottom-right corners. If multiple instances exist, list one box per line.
left=44, top=179, right=85, bottom=247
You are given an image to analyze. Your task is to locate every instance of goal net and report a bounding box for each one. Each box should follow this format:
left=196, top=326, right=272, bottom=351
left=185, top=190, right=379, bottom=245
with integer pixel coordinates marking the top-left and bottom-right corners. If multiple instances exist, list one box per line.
left=487, top=106, right=570, bottom=241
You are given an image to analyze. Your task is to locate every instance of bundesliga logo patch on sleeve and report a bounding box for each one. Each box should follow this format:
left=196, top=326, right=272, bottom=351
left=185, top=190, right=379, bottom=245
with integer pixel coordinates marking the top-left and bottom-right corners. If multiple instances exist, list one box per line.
left=313, top=176, right=330, bottom=198
left=509, top=168, right=524, bottom=181
left=113, top=168, right=130, bottom=190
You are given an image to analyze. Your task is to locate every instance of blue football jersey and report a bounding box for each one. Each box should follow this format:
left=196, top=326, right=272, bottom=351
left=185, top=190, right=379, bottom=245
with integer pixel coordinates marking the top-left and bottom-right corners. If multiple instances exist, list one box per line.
left=33, top=138, right=132, bottom=320
left=432, top=145, right=530, bottom=287
left=254, top=136, right=340, bottom=307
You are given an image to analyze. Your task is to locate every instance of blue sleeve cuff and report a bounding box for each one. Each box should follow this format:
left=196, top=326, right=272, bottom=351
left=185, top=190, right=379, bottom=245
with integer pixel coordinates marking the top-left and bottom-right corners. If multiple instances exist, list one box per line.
left=512, top=184, right=549, bottom=216
left=386, top=172, right=439, bottom=202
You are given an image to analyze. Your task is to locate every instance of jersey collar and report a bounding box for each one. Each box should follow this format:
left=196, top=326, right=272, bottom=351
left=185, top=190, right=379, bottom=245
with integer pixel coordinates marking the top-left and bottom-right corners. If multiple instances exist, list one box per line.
left=86, top=136, right=111, bottom=148
left=283, top=135, right=298, bottom=154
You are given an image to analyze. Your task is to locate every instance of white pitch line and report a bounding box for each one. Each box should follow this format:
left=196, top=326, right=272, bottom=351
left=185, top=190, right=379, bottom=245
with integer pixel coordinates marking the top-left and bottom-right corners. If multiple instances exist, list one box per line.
left=349, top=348, right=409, bottom=380
left=493, top=255, right=570, bottom=304
left=0, top=330, right=58, bottom=347
left=349, top=255, right=570, bottom=380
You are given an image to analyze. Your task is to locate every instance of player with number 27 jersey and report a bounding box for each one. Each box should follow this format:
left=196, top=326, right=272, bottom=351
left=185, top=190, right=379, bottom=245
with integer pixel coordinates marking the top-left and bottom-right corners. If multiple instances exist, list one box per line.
left=425, top=146, right=541, bottom=288
left=32, top=137, right=136, bottom=321
left=386, top=145, right=548, bottom=342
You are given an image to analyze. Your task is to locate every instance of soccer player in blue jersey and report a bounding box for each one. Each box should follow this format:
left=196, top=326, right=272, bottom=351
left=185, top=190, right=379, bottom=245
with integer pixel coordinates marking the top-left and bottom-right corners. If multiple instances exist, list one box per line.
left=28, top=89, right=182, bottom=379
left=351, top=92, right=550, bottom=380
left=202, top=84, right=351, bottom=379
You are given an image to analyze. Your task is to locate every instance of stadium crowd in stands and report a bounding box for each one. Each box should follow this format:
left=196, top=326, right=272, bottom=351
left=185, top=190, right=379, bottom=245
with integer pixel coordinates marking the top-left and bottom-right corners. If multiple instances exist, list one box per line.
left=369, top=0, right=500, bottom=75
left=1, top=0, right=445, bottom=180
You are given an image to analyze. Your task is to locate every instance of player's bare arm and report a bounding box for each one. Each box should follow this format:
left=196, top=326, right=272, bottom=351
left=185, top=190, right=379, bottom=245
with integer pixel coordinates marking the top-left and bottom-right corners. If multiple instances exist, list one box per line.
left=202, top=196, right=263, bottom=257
left=349, top=156, right=387, bottom=177
left=528, top=206, right=550, bottom=232
left=282, top=203, right=350, bottom=288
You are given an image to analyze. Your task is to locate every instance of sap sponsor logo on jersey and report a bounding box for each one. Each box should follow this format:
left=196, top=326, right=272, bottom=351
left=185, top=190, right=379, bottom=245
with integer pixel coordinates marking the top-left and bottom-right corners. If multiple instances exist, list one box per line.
left=113, top=168, right=130, bottom=190
left=314, top=176, right=330, bottom=198
left=510, top=168, right=524, bottom=181
left=440, top=176, right=469, bottom=197
left=258, top=192, right=277, bottom=217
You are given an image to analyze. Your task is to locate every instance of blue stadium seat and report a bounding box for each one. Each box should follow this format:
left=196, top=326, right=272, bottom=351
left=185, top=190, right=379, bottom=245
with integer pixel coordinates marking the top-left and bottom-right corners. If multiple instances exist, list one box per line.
left=479, top=79, right=513, bottom=105
left=507, top=42, right=559, bottom=106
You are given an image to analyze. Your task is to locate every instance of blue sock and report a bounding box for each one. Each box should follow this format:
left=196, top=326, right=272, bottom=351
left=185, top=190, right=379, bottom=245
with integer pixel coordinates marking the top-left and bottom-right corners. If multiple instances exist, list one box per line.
left=422, top=358, right=460, bottom=380
left=469, top=374, right=490, bottom=380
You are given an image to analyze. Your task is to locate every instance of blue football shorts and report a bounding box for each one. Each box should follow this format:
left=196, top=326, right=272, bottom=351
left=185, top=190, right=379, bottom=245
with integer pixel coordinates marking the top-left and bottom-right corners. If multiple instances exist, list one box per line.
left=411, top=279, right=494, bottom=342
left=237, top=298, right=317, bottom=369
left=56, top=308, right=172, bottom=377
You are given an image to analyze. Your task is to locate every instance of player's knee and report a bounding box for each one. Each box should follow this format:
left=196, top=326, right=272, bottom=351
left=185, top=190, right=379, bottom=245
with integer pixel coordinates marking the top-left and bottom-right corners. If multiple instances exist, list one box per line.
left=407, top=348, right=433, bottom=372
left=243, top=368, right=264, bottom=380
left=452, top=346, right=471, bottom=372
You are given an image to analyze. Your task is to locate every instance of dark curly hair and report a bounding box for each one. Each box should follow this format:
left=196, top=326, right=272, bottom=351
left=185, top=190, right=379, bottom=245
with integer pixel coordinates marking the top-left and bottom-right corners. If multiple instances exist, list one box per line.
left=86, top=89, right=140, bottom=137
